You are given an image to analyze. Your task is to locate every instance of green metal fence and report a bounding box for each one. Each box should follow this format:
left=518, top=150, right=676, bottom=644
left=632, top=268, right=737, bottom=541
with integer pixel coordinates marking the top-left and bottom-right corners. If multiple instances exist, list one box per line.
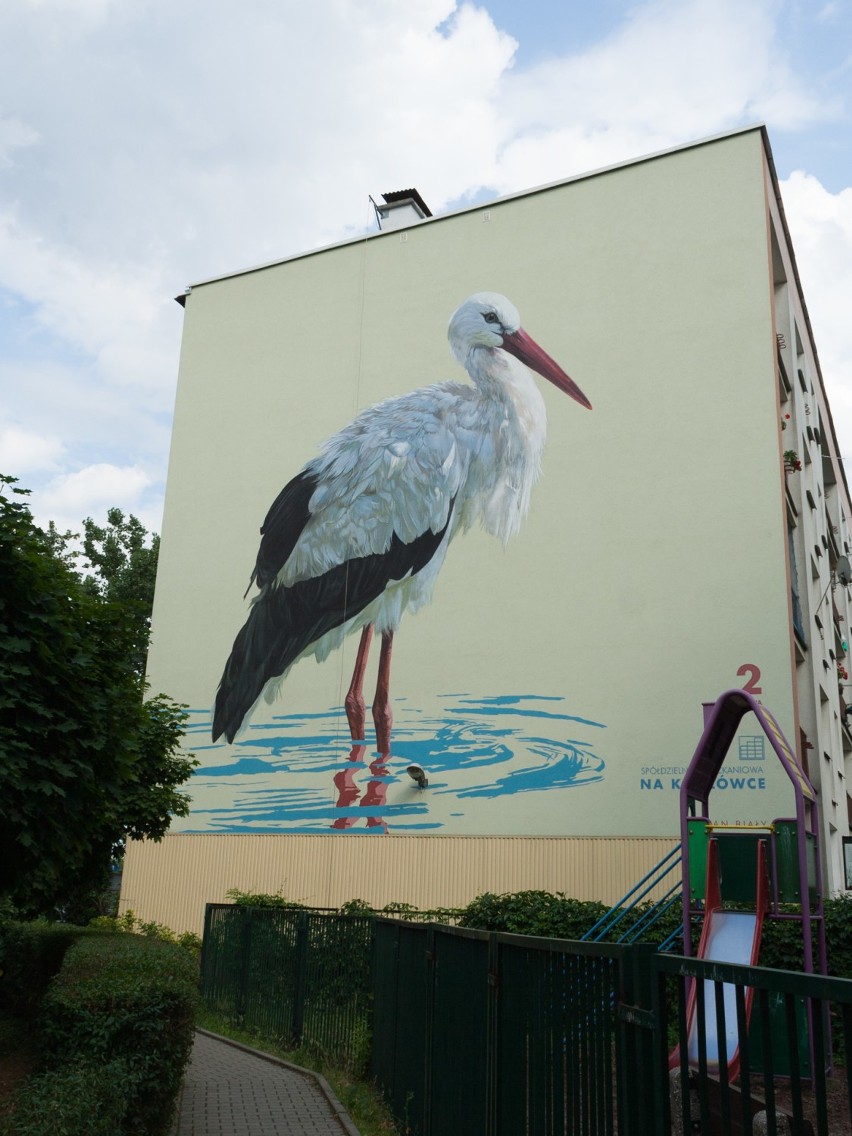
left=658, top=953, right=852, bottom=1136
left=200, top=904, right=373, bottom=1066
left=371, top=920, right=852, bottom=1136
left=370, top=919, right=658, bottom=1136
left=200, top=906, right=852, bottom=1134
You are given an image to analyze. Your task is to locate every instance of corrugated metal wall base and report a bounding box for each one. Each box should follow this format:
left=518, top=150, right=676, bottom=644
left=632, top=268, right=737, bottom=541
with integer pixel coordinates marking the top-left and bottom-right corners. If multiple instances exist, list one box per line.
left=120, top=833, right=679, bottom=934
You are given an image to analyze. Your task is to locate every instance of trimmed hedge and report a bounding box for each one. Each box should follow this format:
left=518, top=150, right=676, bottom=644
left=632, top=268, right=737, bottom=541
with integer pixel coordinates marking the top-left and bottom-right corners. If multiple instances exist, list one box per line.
left=457, top=889, right=852, bottom=977
left=5, top=1059, right=129, bottom=1136
left=0, top=932, right=198, bottom=1136
left=0, top=919, right=84, bottom=1016
left=457, top=890, right=684, bottom=949
left=37, top=934, right=198, bottom=1135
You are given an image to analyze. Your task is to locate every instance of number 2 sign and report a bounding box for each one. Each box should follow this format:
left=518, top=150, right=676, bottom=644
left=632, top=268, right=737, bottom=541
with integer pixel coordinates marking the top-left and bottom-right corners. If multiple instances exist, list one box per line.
left=737, top=663, right=763, bottom=695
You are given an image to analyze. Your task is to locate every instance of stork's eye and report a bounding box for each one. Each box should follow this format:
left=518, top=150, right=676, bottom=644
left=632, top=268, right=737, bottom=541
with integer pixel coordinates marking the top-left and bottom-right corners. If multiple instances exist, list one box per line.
left=483, top=312, right=499, bottom=324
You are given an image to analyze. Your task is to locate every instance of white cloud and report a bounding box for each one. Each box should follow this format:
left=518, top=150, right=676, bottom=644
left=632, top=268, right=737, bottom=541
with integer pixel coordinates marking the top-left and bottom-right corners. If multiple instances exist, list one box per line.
left=0, top=114, right=39, bottom=168
left=0, top=0, right=849, bottom=528
left=780, top=170, right=852, bottom=457
left=0, top=424, right=64, bottom=475
left=0, top=212, right=179, bottom=393
left=491, top=0, right=833, bottom=194
left=33, top=463, right=158, bottom=534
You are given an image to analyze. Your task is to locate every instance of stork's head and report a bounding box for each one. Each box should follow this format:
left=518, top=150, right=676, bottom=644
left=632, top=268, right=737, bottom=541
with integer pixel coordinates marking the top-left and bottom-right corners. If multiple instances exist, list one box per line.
left=448, top=292, right=592, bottom=409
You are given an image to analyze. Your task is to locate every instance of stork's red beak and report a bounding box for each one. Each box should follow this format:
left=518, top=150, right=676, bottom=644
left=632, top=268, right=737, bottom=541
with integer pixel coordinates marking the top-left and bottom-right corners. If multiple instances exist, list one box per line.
left=501, top=327, right=592, bottom=410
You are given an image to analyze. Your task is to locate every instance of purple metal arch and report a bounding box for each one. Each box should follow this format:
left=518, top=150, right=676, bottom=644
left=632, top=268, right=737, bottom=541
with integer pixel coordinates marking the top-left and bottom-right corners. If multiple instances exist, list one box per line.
left=679, top=688, right=825, bottom=980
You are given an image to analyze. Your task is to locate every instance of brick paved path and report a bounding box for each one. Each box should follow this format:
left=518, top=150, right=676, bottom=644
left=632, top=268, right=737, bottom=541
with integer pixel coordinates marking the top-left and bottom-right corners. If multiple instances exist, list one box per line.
left=173, top=1030, right=360, bottom=1136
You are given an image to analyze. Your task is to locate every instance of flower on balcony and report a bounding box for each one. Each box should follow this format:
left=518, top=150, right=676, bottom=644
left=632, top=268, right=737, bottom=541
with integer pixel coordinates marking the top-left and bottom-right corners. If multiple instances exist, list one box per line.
left=838, top=664, right=849, bottom=683
left=784, top=449, right=802, bottom=472
left=781, top=413, right=791, bottom=430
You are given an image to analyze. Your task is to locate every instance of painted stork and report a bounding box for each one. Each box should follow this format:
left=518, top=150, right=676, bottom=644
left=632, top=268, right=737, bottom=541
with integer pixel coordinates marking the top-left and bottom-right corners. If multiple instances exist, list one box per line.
left=212, top=292, right=592, bottom=749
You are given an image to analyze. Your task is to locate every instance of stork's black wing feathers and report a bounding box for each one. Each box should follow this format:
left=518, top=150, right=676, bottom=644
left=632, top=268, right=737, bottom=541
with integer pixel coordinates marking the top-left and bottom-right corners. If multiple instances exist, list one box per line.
left=246, top=470, right=318, bottom=595
left=212, top=500, right=454, bottom=743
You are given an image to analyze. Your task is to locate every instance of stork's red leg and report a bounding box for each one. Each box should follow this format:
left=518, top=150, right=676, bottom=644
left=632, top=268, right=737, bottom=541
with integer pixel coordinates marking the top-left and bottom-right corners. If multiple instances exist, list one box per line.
left=344, top=625, right=374, bottom=741
left=372, top=631, right=394, bottom=756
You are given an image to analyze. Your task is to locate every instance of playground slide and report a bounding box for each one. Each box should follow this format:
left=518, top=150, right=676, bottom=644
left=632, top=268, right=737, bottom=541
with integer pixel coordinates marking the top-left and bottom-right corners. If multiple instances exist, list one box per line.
left=685, top=910, right=762, bottom=1071
left=675, top=837, right=769, bottom=1078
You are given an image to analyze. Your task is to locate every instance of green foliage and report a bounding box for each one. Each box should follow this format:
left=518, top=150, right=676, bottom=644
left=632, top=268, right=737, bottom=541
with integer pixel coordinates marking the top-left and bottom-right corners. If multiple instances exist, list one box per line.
left=41, top=507, right=160, bottom=677
left=224, top=893, right=461, bottom=922
left=457, top=889, right=685, bottom=949
left=80, top=508, right=160, bottom=606
left=201, top=906, right=374, bottom=1074
left=457, top=889, right=852, bottom=976
left=824, top=894, right=852, bottom=979
left=458, top=890, right=609, bottom=939
left=0, top=919, right=84, bottom=1016
left=225, top=888, right=308, bottom=909
left=0, top=475, right=196, bottom=917
left=78, top=508, right=161, bottom=676
left=377, top=901, right=462, bottom=924
left=758, top=895, right=852, bottom=979
left=3, top=1059, right=130, bottom=1136
left=330, top=898, right=464, bottom=923
left=40, top=934, right=198, bottom=1135
left=759, top=911, right=807, bottom=972
left=89, top=908, right=202, bottom=958
left=338, top=898, right=375, bottom=915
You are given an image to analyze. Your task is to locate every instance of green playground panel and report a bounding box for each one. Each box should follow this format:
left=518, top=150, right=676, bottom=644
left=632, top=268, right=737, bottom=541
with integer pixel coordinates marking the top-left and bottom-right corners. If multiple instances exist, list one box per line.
left=773, top=820, right=818, bottom=905
left=687, top=817, right=710, bottom=903
left=687, top=819, right=815, bottom=909
left=687, top=821, right=770, bottom=905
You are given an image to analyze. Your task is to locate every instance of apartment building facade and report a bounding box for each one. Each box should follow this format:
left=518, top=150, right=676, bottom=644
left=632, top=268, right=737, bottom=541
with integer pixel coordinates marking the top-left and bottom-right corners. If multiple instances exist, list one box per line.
left=121, top=126, right=852, bottom=933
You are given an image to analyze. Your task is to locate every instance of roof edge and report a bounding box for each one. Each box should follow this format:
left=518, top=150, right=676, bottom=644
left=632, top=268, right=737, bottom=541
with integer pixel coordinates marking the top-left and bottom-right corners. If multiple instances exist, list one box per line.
left=177, top=123, right=767, bottom=297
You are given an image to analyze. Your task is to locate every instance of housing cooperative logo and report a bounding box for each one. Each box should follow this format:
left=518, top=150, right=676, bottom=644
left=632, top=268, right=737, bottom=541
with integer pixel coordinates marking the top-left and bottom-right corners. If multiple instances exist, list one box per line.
left=639, top=736, right=766, bottom=792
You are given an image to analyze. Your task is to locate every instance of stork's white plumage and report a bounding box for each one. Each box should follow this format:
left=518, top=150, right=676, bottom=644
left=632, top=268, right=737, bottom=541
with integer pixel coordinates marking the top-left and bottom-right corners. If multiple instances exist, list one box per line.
left=212, top=292, right=592, bottom=748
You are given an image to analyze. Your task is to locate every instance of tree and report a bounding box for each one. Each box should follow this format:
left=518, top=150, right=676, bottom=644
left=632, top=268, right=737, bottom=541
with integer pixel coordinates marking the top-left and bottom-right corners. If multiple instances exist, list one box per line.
left=0, top=476, right=196, bottom=917
left=42, top=507, right=160, bottom=677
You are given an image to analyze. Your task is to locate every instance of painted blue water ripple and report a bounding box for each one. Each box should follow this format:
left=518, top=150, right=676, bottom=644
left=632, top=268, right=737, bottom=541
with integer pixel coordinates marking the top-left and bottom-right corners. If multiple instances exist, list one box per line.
left=179, top=693, right=606, bottom=833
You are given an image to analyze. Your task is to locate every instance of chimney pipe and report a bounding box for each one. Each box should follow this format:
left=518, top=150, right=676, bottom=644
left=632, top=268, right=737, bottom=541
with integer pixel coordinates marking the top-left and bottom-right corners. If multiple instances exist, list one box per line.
left=375, top=188, right=432, bottom=231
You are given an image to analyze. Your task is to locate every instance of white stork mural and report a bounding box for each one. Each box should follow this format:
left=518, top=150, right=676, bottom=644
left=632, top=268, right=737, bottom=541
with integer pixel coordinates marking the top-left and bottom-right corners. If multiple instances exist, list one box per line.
left=207, top=292, right=602, bottom=832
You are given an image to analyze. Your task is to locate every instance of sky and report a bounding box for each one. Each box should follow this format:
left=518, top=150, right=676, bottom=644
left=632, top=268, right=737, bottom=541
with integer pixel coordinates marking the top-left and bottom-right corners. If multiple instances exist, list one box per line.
left=1, top=0, right=851, bottom=536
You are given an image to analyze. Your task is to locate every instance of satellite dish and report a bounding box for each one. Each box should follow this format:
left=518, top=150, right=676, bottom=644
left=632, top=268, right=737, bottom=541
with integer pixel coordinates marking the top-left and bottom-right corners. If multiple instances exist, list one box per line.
left=837, top=556, right=852, bottom=587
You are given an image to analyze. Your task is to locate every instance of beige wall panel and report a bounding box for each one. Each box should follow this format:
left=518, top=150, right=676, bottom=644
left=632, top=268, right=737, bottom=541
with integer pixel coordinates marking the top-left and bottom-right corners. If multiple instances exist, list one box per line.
left=121, top=833, right=678, bottom=935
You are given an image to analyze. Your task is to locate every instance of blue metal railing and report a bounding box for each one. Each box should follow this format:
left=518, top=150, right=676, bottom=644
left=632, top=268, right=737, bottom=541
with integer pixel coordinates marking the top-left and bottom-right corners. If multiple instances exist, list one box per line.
left=581, top=842, right=682, bottom=946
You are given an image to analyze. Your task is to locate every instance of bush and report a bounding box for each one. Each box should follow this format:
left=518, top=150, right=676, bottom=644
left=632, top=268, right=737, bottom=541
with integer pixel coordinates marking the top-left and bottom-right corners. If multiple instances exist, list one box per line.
left=3, top=1059, right=129, bottom=1136
left=756, top=895, right=852, bottom=979
left=0, top=919, right=83, bottom=1016
left=456, top=889, right=852, bottom=971
left=89, top=908, right=202, bottom=959
left=458, top=890, right=611, bottom=939
left=40, top=934, right=198, bottom=1135
left=225, top=888, right=307, bottom=909
left=377, top=900, right=463, bottom=924
left=824, top=894, right=852, bottom=979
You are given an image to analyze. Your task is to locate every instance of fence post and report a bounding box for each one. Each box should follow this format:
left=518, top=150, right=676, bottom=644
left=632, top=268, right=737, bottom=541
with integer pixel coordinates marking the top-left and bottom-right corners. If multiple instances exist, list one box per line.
left=617, top=942, right=663, bottom=1136
left=237, top=905, right=253, bottom=1025
left=423, top=924, right=435, bottom=1136
left=199, top=903, right=214, bottom=1006
left=485, top=932, right=498, bottom=1136
left=291, top=910, right=309, bottom=1048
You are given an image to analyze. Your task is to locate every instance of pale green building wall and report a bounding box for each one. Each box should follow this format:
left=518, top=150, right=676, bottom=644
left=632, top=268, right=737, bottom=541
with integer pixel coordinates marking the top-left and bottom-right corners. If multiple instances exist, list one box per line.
left=149, top=127, right=798, bottom=843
